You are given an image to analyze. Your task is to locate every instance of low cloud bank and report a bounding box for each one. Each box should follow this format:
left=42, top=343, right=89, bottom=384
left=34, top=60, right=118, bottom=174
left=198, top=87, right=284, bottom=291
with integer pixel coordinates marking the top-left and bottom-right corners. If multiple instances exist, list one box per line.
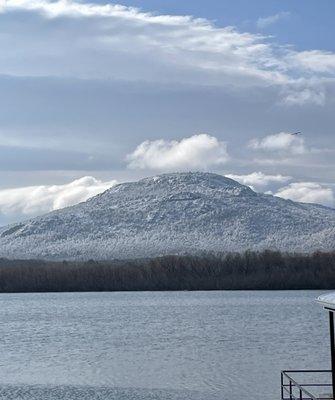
left=274, top=182, right=334, bottom=207
left=225, top=172, right=334, bottom=207
left=0, top=177, right=117, bottom=224
left=226, top=172, right=291, bottom=190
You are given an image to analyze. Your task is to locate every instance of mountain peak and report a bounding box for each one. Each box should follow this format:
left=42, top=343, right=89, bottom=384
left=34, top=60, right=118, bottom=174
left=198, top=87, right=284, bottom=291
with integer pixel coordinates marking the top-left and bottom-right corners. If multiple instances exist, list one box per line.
left=138, top=172, right=243, bottom=187
left=0, top=172, right=334, bottom=260
left=98, top=172, right=254, bottom=202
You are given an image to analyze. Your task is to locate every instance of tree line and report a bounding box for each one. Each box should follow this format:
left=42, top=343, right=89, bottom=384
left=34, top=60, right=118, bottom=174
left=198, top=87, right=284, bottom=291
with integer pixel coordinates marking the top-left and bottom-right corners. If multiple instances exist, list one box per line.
left=0, top=250, right=334, bottom=292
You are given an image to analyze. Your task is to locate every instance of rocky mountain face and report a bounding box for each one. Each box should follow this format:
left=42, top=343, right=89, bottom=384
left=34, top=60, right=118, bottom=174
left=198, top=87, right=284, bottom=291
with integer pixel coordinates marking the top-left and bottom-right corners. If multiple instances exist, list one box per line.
left=0, top=172, right=334, bottom=260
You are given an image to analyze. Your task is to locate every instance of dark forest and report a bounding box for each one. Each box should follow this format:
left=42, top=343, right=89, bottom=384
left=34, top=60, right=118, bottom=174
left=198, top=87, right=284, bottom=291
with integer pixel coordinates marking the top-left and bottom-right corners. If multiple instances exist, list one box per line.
left=0, top=250, right=334, bottom=292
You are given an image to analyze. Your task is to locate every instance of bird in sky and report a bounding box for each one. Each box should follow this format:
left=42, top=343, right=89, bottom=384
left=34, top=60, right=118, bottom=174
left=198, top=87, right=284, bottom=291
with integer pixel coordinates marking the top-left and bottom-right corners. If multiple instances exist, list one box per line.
left=290, top=131, right=302, bottom=135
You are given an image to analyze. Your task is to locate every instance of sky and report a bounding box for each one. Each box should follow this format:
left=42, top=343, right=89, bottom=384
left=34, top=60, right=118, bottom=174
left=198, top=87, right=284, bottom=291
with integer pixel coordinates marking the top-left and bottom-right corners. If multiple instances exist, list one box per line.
left=0, top=0, right=335, bottom=225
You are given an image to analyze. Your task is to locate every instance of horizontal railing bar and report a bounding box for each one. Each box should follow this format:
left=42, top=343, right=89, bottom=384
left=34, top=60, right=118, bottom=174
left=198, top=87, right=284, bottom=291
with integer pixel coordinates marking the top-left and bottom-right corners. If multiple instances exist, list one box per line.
left=282, top=370, right=332, bottom=373
left=283, top=393, right=326, bottom=400
left=283, top=393, right=318, bottom=400
left=282, top=398, right=317, bottom=400
left=282, top=383, right=332, bottom=387
left=281, top=386, right=329, bottom=395
left=282, top=385, right=323, bottom=396
left=283, top=398, right=334, bottom=400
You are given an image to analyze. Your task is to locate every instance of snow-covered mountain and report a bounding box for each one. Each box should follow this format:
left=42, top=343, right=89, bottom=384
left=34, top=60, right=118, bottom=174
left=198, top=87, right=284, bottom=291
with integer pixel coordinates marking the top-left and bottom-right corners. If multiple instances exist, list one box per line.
left=0, top=172, right=334, bottom=260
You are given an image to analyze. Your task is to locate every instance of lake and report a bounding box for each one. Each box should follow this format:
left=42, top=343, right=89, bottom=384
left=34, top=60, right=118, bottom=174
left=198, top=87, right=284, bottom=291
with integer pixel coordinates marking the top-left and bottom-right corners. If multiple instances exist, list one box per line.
left=0, top=291, right=330, bottom=400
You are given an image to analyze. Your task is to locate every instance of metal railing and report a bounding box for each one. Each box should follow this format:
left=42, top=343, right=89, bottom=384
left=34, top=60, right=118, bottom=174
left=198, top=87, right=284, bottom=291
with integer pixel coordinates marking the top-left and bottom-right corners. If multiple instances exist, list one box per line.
left=281, top=370, right=333, bottom=400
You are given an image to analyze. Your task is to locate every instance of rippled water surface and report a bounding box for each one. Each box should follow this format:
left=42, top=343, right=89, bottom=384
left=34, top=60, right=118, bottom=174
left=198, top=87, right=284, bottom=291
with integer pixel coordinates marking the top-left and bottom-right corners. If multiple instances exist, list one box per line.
left=0, top=291, right=330, bottom=400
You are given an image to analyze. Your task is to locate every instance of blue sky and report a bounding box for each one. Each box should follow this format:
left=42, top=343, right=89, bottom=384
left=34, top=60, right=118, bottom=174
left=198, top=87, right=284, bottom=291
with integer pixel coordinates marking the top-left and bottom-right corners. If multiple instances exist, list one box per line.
left=101, top=0, right=335, bottom=51
left=0, top=0, right=334, bottom=224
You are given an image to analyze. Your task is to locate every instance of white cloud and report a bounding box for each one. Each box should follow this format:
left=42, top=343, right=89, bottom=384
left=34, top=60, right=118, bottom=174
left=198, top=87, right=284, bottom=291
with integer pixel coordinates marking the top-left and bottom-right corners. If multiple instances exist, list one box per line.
left=126, top=134, right=229, bottom=171
left=257, top=12, right=291, bottom=29
left=0, top=176, right=117, bottom=221
left=288, top=50, right=335, bottom=74
left=283, top=86, right=326, bottom=106
left=274, top=182, right=334, bottom=207
left=0, top=0, right=286, bottom=87
left=0, top=0, right=334, bottom=105
left=226, top=172, right=291, bottom=190
left=249, top=132, right=307, bottom=155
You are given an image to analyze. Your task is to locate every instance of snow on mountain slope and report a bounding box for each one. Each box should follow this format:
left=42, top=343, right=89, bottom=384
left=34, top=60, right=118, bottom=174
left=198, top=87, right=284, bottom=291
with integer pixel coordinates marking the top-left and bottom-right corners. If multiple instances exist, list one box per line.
left=0, top=172, right=334, bottom=260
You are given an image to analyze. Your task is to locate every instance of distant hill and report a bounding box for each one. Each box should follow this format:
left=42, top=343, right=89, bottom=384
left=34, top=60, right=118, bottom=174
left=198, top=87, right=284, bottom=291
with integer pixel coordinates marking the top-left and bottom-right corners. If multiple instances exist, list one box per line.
left=0, top=172, right=334, bottom=260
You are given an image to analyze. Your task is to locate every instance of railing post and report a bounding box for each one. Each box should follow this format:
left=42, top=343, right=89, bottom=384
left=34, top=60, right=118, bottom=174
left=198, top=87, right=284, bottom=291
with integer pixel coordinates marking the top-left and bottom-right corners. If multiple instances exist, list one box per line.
left=299, top=388, right=302, bottom=400
left=329, top=311, right=335, bottom=400
left=289, top=379, right=292, bottom=400
left=281, top=372, right=284, bottom=400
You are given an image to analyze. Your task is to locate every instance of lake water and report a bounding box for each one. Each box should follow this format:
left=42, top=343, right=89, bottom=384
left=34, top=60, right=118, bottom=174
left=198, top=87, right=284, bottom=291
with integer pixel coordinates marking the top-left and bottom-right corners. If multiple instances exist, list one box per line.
left=0, top=291, right=331, bottom=400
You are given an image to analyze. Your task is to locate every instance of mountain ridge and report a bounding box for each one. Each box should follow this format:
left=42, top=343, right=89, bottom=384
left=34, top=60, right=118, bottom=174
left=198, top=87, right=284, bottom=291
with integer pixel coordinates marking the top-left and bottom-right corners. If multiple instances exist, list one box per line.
left=0, top=172, right=334, bottom=260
